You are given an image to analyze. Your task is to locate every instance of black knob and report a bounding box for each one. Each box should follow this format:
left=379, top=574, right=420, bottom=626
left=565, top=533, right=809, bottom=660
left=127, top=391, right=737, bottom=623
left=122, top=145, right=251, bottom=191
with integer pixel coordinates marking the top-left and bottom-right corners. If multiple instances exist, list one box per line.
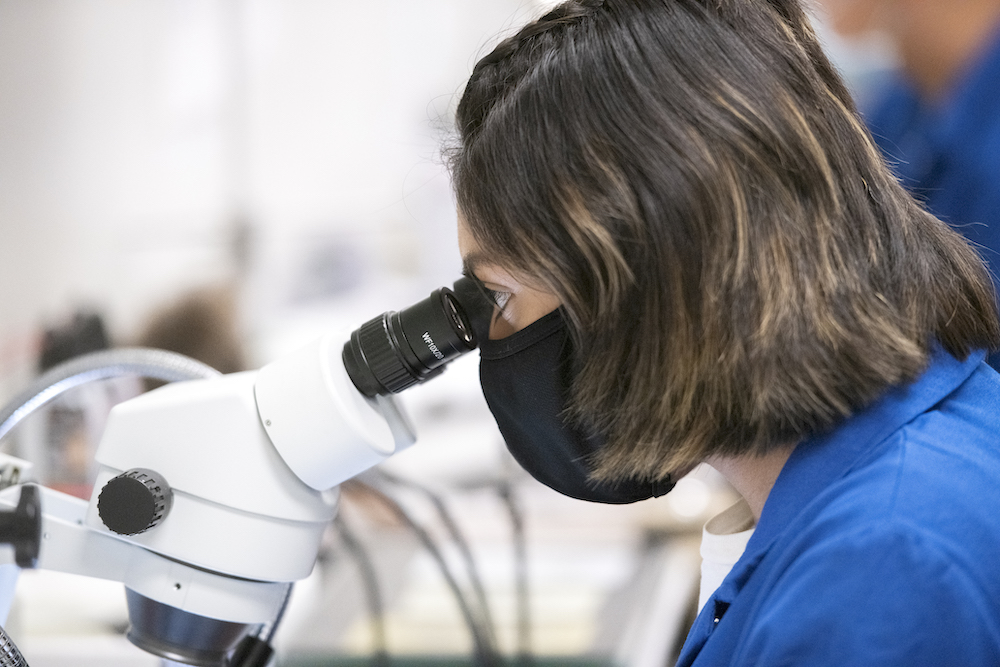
left=98, top=468, right=172, bottom=535
left=0, top=484, right=41, bottom=568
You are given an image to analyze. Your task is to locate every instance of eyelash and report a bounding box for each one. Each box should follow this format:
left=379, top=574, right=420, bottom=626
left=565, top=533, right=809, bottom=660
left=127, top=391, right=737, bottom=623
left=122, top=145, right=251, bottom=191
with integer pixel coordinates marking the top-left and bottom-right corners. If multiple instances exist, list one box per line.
left=489, top=289, right=512, bottom=310
left=465, top=271, right=512, bottom=310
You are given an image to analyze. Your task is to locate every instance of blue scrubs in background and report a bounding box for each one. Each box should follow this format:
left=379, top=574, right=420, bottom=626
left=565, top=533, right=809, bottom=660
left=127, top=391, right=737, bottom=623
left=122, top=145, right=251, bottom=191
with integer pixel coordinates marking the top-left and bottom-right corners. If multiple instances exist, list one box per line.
left=864, top=29, right=1000, bottom=369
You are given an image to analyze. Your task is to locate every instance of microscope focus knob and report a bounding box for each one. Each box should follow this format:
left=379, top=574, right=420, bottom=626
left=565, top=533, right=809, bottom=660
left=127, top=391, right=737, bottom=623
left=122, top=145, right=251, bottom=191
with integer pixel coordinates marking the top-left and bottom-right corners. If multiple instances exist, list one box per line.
left=98, top=468, right=173, bottom=535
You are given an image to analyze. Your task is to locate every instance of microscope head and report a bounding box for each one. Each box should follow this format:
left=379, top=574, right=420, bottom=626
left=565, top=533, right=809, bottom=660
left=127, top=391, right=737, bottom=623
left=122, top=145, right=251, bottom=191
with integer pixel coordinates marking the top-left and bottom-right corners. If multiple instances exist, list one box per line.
left=0, top=279, right=486, bottom=665
left=102, top=279, right=486, bottom=664
left=85, top=368, right=344, bottom=665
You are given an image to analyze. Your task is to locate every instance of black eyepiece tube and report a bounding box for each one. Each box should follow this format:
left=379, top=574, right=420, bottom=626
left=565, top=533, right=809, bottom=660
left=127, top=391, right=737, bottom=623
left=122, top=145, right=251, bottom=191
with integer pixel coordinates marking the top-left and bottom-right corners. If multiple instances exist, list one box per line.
left=343, top=280, right=483, bottom=397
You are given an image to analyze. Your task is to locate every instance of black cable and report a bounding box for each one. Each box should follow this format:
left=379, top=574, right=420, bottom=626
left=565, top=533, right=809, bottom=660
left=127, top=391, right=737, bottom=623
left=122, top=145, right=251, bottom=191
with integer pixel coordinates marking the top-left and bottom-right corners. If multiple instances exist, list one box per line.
left=333, top=513, right=391, bottom=667
left=260, top=582, right=294, bottom=644
left=228, top=635, right=273, bottom=667
left=498, top=482, right=532, bottom=667
left=374, top=470, right=497, bottom=646
left=351, top=480, right=503, bottom=667
left=222, top=552, right=295, bottom=665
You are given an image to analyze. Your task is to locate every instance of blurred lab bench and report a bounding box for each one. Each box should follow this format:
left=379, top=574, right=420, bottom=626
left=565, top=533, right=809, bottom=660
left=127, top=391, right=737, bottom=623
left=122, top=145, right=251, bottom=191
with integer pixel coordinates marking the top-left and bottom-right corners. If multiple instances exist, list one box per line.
left=282, top=658, right=612, bottom=667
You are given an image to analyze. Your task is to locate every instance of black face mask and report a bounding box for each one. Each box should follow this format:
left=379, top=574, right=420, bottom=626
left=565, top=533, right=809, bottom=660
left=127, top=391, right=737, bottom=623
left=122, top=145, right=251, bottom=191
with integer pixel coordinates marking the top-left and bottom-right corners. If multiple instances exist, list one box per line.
left=478, top=309, right=675, bottom=504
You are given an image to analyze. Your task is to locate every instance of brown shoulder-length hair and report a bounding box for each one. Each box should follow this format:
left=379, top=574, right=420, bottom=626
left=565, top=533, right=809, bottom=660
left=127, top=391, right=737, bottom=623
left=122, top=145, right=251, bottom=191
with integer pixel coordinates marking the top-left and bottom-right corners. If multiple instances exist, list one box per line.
left=450, top=0, right=1000, bottom=482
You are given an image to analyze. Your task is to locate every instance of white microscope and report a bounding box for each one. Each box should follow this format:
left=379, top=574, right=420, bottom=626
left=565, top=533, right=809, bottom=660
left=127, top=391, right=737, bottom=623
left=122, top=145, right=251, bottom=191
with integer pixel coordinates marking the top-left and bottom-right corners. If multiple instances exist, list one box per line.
left=0, top=278, right=490, bottom=667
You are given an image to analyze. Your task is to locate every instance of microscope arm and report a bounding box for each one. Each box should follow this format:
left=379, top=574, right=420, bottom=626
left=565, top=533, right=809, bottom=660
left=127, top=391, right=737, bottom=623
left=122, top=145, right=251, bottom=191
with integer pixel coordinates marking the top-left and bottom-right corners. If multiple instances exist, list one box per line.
left=0, top=484, right=288, bottom=627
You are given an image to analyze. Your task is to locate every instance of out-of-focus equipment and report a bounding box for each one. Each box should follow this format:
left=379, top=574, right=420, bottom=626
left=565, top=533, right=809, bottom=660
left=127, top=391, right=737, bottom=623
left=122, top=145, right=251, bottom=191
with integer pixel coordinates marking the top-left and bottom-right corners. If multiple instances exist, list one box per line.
left=0, top=280, right=481, bottom=667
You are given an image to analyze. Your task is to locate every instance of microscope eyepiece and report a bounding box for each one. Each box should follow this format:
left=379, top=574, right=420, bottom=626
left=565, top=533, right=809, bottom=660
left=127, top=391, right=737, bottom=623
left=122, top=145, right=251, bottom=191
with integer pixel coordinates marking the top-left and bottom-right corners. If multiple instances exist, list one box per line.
left=342, top=279, right=484, bottom=397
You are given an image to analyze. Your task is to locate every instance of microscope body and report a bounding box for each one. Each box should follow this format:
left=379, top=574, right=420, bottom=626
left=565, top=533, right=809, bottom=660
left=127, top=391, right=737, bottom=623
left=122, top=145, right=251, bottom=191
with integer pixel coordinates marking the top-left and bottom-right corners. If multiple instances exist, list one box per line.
left=0, top=280, right=479, bottom=665
left=1, top=333, right=418, bottom=665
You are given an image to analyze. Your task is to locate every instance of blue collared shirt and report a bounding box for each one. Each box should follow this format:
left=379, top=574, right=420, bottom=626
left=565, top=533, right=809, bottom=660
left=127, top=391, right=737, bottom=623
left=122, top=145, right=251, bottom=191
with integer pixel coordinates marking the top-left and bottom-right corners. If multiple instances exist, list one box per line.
left=676, top=349, right=1000, bottom=666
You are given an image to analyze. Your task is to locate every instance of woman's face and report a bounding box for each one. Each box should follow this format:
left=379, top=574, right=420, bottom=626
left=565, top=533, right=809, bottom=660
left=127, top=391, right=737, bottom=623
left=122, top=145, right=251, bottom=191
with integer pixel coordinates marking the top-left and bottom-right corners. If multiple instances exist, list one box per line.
left=457, top=215, right=561, bottom=340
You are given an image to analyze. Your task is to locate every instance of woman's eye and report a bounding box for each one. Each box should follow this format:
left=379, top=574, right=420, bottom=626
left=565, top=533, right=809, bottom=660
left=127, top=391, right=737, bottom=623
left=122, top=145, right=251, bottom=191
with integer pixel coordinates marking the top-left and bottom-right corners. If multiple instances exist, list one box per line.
left=487, top=289, right=511, bottom=310
left=464, top=271, right=512, bottom=311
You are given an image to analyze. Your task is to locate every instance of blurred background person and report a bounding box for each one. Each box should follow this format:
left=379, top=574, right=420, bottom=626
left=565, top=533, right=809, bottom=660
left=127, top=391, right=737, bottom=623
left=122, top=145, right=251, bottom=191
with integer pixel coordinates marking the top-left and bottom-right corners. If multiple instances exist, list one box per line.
left=13, top=286, right=246, bottom=500
left=817, top=0, right=1000, bottom=366
left=135, top=284, right=248, bottom=383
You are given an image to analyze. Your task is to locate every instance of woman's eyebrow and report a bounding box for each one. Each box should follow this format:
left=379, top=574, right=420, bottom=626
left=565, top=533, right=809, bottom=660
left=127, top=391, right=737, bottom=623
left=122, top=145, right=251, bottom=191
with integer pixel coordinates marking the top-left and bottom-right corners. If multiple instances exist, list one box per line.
left=461, top=252, right=492, bottom=277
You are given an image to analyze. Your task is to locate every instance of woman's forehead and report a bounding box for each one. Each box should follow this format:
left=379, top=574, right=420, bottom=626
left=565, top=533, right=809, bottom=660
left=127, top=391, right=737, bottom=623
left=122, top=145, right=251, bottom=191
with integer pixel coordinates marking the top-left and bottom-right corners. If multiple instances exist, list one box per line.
left=457, top=212, right=507, bottom=275
left=456, top=212, right=478, bottom=257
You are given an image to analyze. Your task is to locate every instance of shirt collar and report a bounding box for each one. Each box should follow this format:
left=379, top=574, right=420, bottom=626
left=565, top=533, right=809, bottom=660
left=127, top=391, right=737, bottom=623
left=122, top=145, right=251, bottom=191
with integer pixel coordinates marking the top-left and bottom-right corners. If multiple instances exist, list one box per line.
left=742, top=346, right=984, bottom=567
left=676, top=348, right=985, bottom=666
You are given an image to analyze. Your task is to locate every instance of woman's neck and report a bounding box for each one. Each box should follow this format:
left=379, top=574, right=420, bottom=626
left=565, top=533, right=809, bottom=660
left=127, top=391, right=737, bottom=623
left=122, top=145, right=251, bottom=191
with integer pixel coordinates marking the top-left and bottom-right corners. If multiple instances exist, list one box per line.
left=885, top=2, right=1000, bottom=101
left=707, top=444, right=797, bottom=522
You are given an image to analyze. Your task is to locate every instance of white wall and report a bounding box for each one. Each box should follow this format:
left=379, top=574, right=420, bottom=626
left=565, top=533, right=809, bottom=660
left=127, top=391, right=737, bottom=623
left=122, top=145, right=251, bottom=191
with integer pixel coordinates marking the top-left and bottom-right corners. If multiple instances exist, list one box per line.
left=0, top=0, right=545, bottom=391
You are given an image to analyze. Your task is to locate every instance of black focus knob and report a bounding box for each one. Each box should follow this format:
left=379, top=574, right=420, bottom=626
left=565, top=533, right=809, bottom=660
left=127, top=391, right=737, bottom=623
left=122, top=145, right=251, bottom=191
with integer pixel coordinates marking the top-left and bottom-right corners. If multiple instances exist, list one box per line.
left=98, top=468, right=173, bottom=535
left=0, top=484, right=42, bottom=568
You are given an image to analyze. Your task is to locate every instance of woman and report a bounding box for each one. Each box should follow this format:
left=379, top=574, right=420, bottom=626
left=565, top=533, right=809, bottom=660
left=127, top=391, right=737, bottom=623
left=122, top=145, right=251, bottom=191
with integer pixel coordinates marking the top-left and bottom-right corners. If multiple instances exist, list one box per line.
left=449, top=0, right=1000, bottom=665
